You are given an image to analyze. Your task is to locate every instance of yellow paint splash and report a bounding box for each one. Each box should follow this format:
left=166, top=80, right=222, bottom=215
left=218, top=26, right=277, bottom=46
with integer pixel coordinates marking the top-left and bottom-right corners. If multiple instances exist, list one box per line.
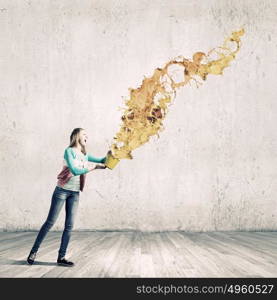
left=110, top=29, right=245, bottom=160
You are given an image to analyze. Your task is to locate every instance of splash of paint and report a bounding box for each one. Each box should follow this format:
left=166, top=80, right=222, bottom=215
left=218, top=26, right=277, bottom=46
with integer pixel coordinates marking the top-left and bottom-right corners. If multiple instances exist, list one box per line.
left=110, top=29, right=245, bottom=160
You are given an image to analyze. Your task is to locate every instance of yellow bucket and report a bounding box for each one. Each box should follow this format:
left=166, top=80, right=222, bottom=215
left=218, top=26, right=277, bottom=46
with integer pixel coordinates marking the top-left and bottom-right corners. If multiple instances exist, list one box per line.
left=105, top=152, right=120, bottom=169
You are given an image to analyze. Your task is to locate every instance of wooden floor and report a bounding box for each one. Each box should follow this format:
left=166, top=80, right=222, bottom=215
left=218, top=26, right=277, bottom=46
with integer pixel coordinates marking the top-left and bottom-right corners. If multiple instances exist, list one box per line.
left=0, top=231, right=276, bottom=278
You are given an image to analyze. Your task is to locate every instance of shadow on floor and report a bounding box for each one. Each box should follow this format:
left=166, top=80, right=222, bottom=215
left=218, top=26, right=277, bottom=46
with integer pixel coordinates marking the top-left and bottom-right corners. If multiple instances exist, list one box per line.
left=1, top=259, right=57, bottom=266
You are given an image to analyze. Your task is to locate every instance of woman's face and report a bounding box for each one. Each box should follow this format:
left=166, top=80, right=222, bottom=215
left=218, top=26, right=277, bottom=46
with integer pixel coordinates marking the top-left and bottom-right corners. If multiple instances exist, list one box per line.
left=78, top=130, right=88, bottom=147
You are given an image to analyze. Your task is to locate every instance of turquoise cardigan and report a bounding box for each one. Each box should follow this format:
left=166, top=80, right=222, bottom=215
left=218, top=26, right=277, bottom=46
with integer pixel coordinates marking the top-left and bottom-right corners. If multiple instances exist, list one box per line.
left=64, top=147, right=106, bottom=176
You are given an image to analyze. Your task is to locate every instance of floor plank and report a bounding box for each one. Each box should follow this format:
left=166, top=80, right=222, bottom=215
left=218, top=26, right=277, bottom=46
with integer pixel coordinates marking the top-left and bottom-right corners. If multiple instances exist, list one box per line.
left=0, top=231, right=276, bottom=278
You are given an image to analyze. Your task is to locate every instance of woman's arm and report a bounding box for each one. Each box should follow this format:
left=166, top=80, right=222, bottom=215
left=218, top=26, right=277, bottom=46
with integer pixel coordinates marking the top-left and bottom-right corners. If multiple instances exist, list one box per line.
left=64, top=148, right=90, bottom=176
left=87, top=153, right=106, bottom=164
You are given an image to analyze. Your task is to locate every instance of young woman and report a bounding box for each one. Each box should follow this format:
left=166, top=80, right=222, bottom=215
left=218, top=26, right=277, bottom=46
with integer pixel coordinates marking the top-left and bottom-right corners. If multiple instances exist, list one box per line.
left=27, top=128, right=108, bottom=267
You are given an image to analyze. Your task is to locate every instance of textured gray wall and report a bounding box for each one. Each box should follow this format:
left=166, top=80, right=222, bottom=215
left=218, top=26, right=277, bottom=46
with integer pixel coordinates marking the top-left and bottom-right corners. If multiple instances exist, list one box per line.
left=0, top=0, right=277, bottom=231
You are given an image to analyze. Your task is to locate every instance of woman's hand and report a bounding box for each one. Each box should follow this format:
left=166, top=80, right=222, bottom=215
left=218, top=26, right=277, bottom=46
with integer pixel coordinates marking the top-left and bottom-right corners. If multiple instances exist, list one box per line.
left=87, top=163, right=97, bottom=172
left=95, top=164, right=107, bottom=169
left=87, top=163, right=107, bottom=171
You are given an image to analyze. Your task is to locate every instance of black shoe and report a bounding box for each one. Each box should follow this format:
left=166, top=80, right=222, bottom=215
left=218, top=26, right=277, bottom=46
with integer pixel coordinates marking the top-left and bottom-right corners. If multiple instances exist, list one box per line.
left=27, top=251, right=36, bottom=265
left=57, top=257, right=74, bottom=267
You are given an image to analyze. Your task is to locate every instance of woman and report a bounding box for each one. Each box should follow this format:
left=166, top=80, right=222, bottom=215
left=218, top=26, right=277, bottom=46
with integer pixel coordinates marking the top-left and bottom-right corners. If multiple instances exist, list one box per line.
left=27, top=128, right=108, bottom=267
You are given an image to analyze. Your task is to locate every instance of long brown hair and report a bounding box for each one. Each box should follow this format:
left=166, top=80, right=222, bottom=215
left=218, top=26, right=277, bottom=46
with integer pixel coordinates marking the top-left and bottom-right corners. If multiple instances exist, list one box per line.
left=69, top=128, right=87, bottom=155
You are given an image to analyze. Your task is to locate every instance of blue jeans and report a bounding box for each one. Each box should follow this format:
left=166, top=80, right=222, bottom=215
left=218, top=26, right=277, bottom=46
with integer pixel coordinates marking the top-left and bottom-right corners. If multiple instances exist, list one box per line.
left=31, top=186, right=79, bottom=258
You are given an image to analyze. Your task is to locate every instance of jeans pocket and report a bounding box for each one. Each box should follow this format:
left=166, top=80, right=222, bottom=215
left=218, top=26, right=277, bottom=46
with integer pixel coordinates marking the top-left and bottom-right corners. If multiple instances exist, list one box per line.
left=54, top=187, right=68, bottom=200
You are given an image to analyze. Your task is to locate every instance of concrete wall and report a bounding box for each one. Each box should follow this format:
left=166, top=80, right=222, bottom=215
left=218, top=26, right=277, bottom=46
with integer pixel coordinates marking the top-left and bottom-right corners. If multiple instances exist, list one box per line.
left=1, top=0, right=277, bottom=231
